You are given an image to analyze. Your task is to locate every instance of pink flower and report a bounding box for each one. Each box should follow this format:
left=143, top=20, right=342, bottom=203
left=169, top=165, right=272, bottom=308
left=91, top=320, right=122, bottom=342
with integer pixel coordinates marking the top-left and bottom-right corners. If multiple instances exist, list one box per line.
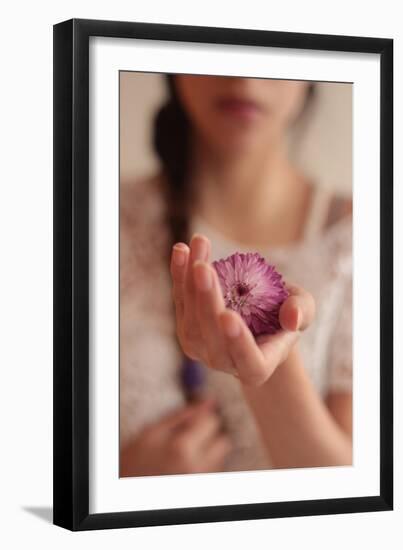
left=212, top=252, right=289, bottom=337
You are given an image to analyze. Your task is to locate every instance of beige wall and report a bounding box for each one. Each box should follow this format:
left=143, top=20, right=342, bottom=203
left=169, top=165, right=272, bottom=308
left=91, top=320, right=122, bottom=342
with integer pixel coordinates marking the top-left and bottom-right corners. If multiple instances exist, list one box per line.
left=120, top=72, right=352, bottom=196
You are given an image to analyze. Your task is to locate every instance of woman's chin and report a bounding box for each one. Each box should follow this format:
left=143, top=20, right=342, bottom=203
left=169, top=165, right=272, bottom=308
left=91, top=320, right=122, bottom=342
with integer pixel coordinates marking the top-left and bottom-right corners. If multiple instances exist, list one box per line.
left=216, top=134, right=271, bottom=157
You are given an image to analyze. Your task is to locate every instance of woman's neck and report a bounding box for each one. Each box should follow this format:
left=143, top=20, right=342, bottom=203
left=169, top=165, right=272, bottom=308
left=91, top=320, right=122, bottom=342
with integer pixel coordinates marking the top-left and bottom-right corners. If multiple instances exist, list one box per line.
left=188, top=133, right=313, bottom=248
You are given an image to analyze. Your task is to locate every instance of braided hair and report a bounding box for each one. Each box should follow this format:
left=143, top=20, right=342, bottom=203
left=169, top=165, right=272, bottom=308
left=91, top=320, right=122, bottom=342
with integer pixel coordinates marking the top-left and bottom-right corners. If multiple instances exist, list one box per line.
left=152, top=75, right=192, bottom=258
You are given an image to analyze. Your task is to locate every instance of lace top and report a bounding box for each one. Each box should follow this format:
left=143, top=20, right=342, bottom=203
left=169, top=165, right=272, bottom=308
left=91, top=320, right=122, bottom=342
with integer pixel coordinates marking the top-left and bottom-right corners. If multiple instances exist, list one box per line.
left=120, top=175, right=352, bottom=472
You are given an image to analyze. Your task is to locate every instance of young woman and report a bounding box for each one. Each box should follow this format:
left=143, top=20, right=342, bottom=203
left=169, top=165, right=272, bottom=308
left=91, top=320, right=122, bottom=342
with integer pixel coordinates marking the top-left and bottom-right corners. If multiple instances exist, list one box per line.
left=120, top=75, right=352, bottom=476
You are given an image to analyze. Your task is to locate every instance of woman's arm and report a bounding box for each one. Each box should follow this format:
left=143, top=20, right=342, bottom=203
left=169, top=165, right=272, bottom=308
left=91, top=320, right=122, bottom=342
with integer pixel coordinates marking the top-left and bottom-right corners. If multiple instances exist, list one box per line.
left=242, top=347, right=352, bottom=468
left=325, top=391, right=352, bottom=438
left=170, top=234, right=352, bottom=468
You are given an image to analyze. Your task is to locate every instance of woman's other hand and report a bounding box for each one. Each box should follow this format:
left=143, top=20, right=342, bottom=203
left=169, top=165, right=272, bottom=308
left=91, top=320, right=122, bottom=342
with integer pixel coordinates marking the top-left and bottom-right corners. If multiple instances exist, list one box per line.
left=171, top=234, right=315, bottom=387
left=120, top=399, right=232, bottom=477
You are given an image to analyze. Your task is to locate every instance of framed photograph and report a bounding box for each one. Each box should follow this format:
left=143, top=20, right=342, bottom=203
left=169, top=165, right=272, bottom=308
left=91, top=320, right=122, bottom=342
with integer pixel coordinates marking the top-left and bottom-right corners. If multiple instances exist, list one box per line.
left=53, top=18, right=393, bottom=531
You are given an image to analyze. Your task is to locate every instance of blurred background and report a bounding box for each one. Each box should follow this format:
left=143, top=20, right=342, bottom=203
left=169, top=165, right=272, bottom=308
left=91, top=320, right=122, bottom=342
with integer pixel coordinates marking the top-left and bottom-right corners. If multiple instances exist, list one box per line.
left=120, top=72, right=352, bottom=196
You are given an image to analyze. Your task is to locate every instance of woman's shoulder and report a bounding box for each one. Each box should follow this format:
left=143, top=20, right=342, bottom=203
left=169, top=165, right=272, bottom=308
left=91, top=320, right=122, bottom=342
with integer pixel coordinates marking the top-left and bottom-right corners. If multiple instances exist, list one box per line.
left=291, top=187, right=352, bottom=285
left=322, top=193, right=352, bottom=243
left=120, top=172, right=170, bottom=291
left=120, top=172, right=167, bottom=229
left=326, top=193, right=352, bottom=225
left=319, top=192, right=352, bottom=276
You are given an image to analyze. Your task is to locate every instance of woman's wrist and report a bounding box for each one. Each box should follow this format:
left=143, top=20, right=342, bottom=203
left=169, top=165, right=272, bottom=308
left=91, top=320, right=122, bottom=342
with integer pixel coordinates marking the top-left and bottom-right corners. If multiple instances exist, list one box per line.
left=239, top=342, right=301, bottom=391
left=240, top=345, right=352, bottom=468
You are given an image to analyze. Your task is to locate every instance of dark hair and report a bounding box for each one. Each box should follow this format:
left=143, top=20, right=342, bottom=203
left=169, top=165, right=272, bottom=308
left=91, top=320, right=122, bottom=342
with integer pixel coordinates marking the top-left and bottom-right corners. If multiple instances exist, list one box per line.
left=152, top=75, right=191, bottom=256
left=152, top=75, right=316, bottom=255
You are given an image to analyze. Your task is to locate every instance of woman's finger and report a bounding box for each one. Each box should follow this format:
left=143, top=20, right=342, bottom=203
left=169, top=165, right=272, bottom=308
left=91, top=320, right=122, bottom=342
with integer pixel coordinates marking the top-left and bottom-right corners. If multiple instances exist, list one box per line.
left=181, top=409, right=223, bottom=450
left=279, top=283, right=316, bottom=332
left=201, top=434, right=233, bottom=472
left=170, top=242, right=190, bottom=320
left=155, top=398, right=216, bottom=435
left=193, top=261, right=237, bottom=375
left=182, top=235, right=211, bottom=343
left=218, top=309, right=269, bottom=386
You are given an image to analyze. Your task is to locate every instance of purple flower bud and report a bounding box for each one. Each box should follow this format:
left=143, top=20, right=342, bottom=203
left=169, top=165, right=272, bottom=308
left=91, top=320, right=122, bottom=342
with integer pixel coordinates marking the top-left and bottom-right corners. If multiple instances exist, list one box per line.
left=212, top=252, right=289, bottom=337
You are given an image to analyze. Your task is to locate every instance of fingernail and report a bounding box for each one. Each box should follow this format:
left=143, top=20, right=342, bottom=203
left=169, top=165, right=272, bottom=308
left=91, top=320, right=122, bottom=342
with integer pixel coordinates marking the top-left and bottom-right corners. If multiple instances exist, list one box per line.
left=223, top=315, right=241, bottom=338
left=173, top=245, right=186, bottom=266
left=193, top=262, right=212, bottom=291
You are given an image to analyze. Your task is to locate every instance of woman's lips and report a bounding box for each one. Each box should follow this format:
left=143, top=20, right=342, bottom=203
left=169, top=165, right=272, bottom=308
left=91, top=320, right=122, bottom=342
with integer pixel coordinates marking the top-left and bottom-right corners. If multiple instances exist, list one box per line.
left=215, top=97, right=262, bottom=119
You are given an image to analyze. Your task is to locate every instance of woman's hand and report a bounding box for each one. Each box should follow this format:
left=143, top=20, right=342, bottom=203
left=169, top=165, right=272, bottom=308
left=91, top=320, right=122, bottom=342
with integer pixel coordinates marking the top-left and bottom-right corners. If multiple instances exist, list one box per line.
left=120, top=399, right=232, bottom=477
left=171, top=234, right=315, bottom=387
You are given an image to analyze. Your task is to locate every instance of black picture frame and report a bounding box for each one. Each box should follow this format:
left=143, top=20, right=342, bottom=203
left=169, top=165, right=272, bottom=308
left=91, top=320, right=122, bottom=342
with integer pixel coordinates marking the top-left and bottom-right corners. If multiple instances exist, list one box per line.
left=53, top=18, right=393, bottom=531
